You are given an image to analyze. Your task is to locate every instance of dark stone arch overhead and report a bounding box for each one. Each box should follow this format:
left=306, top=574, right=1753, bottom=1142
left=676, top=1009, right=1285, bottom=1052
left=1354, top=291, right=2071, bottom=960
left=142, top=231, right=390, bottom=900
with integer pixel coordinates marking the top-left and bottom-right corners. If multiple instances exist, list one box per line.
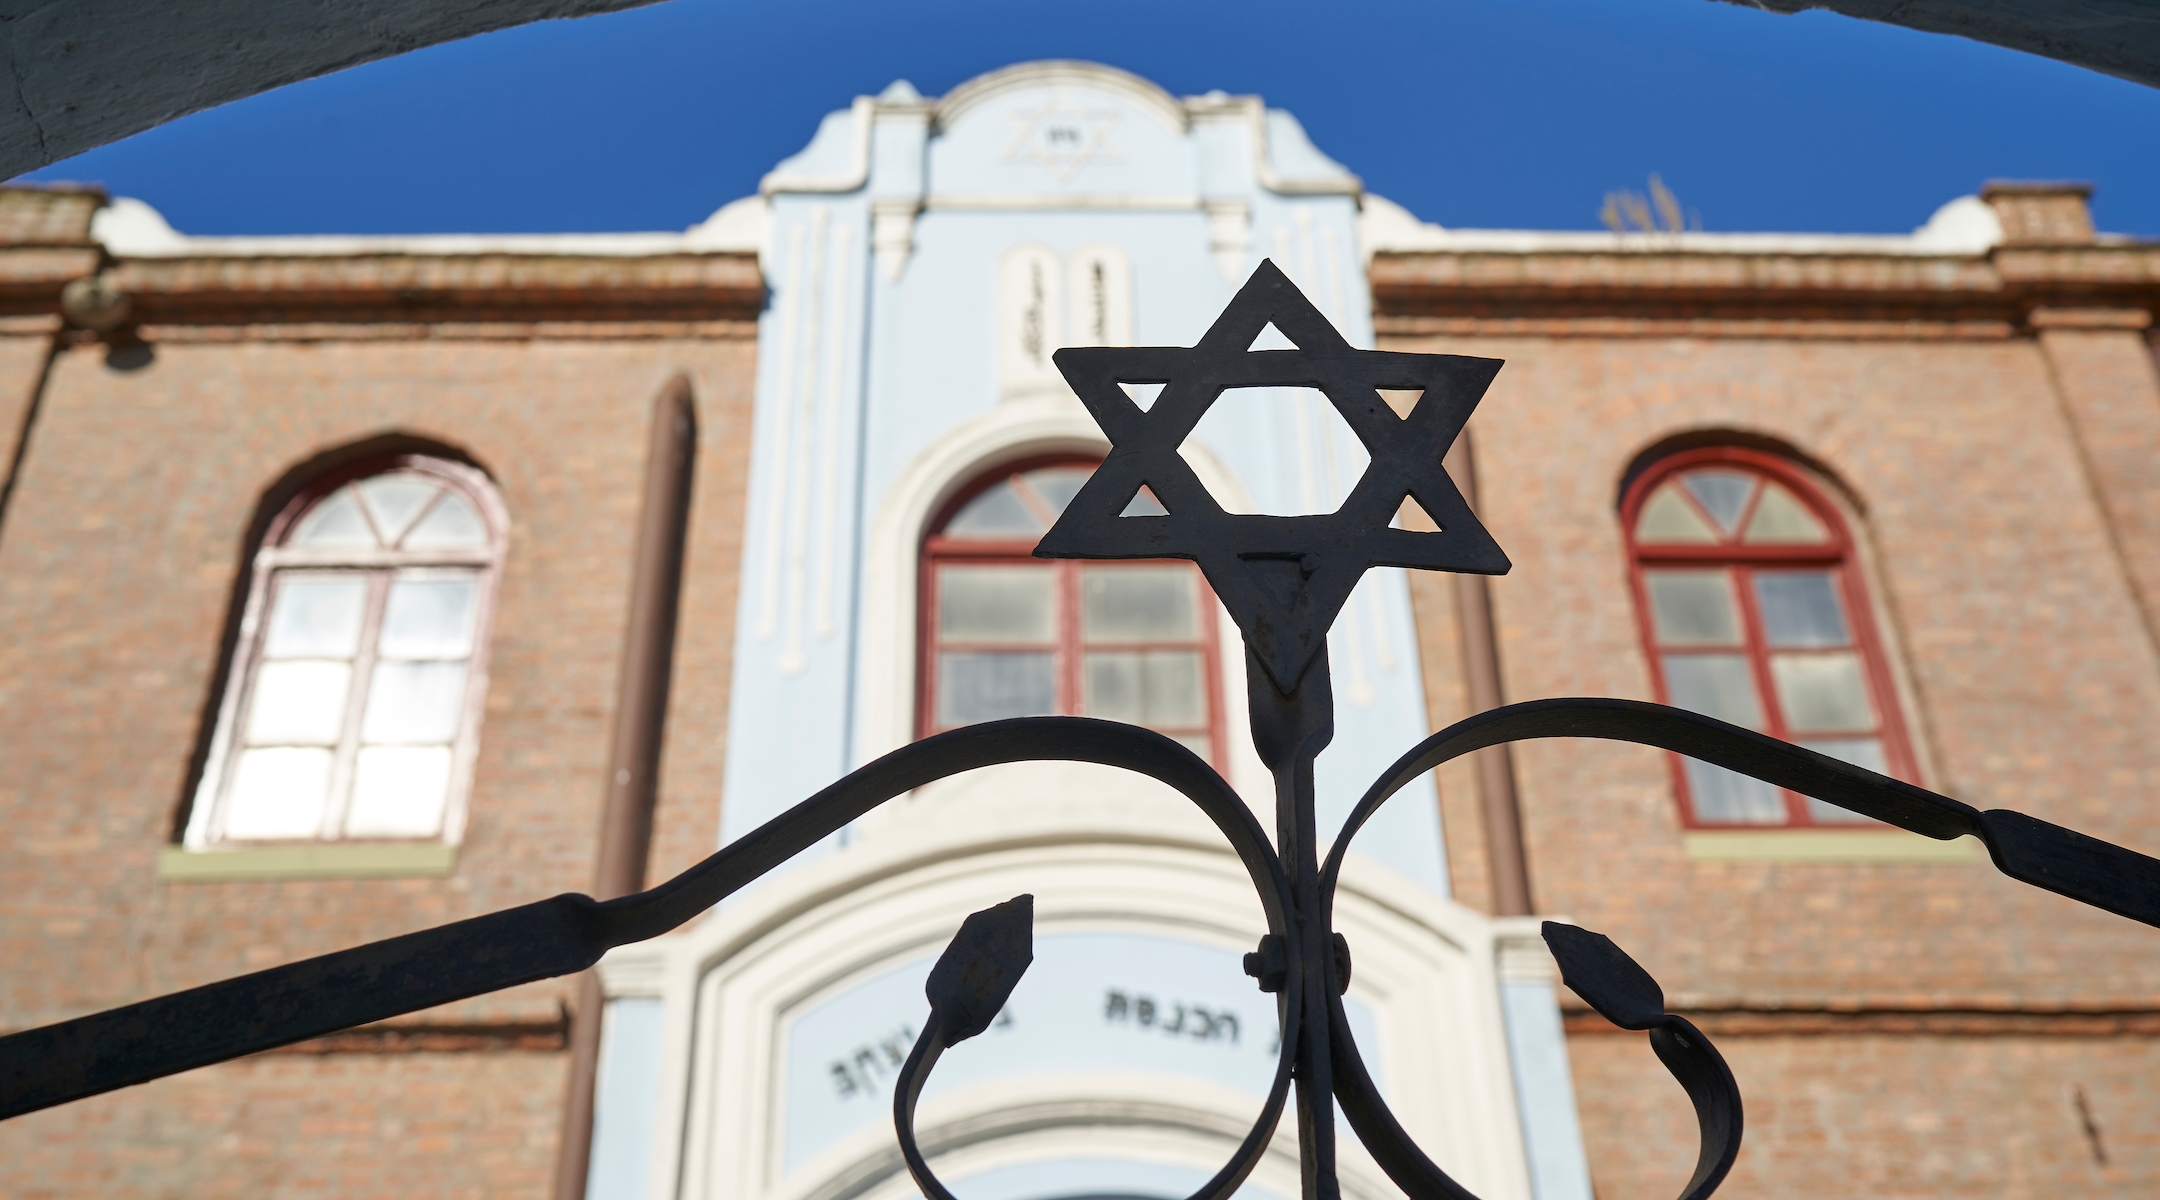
left=0, top=0, right=2155, bottom=185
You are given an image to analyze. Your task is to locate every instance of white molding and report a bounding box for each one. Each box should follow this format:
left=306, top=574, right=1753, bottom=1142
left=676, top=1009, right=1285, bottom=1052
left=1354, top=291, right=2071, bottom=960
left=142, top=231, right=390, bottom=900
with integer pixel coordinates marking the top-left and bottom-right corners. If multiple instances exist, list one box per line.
left=761, top=96, right=876, bottom=196
left=1185, top=94, right=1361, bottom=198
left=606, top=791, right=1536, bottom=1200
left=850, top=398, right=1264, bottom=797
left=937, top=60, right=1188, bottom=135
left=92, top=197, right=768, bottom=260
left=1494, top=921, right=1560, bottom=985
left=924, top=193, right=1200, bottom=211
left=1359, top=191, right=2006, bottom=258
left=852, top=397, right=1104, bottom=768
left=1205, top=199, right=1252, bottom=283
left=869, top=198, right=919, bottom=281
left=597, top=949, right=670, bottom=1000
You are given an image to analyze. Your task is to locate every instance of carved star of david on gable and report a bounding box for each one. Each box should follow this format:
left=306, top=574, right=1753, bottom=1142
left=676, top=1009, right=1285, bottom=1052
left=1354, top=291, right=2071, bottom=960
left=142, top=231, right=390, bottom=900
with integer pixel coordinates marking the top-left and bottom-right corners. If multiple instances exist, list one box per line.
left=1002, top=90, right=1121, bottom=184
left=1036, top=260, right=1511, bottom=692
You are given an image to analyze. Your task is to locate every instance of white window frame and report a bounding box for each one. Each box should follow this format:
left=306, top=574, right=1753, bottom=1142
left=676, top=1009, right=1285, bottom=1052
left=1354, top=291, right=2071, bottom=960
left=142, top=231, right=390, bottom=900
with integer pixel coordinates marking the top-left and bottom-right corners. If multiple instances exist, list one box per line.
left=182, top=455, right=508, bottom=850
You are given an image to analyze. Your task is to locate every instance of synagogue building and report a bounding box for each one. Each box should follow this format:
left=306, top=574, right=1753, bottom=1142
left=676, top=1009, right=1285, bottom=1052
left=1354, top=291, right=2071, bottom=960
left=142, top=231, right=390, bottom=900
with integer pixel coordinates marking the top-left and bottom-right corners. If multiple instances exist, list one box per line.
left=3, top=60, right=2159, bottom=1200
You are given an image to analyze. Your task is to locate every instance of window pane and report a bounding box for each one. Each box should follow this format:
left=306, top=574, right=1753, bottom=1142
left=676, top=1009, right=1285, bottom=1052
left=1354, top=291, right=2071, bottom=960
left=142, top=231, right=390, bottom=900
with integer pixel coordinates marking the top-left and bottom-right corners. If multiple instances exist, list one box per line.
left=358, top=475, right=441, bottom=545
left=262, top=575, right=367, bottom=659
left=1084, top=650, right=1206, bottom=727
left=361, top=660, right=469, bottom=744
left=938, top=565, right=1056, bottom=642
left=936, top=651, right=1056, bottom=725
left=1683, top=757, right=1787, bottom=824
left=944, top=482, right=1044, bottom=537
left=1771, top=652, right=1874, bottom=732
left=1754, top=573, right=1850, bottom=648
left=1022, top=466, right=1094, bottom=518
left=1645, top=570, right=1741, bottom=645
left=402, top=491, right=489, bottom=549
left=1799, top=738, right=1889, bottom=824
left=379, top=577, right=479, bottom=659
left=1083, top=566, right=1197, bottom=641
left=1681, top=470, right=1755, bottom=534
left=223, top=747, right=332, bottom=839
left=1662, top=653, right=1764, bottom=728
left=1635, top=484, right=1718, bottom=543
left=1743, top=483, right=1829, bottom=544
left=1085, top=651, right=1145, bottom=723
left=290, top=488, right=376, bottom=548
left=345, top=746, right=453, bottom=837
left=245, top=661, right=352, bottom=744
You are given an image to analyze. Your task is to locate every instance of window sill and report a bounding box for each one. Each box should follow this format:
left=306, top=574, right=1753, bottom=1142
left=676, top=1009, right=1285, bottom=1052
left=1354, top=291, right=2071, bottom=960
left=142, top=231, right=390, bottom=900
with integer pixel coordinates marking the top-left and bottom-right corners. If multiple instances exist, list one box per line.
left=1683, top=829, right=1979, bottom=863
left=158, top=842, right=458, bottom=880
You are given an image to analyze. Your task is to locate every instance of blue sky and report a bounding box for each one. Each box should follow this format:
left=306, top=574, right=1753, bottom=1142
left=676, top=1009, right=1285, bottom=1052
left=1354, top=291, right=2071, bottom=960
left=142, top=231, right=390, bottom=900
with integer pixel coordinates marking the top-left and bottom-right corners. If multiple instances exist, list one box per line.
left=23, top=0, right=2160, bottom=237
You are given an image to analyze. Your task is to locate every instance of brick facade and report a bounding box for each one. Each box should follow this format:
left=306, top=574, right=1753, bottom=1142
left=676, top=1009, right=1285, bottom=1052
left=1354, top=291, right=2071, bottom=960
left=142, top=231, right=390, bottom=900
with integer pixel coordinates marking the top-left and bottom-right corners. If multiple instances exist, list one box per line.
left=1380, top=185, right=2160, bottom=1197
left=3, top=175, right=2159, bottom=1198
left=0, top=186, right=763, bottom=1196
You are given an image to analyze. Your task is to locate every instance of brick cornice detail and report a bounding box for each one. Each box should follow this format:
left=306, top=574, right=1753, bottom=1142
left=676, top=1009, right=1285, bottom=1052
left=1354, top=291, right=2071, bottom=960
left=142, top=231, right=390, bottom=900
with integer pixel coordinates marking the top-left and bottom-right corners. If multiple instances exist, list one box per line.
left=1566, top=1006, right=2160, bottom=1037
left=103, top=251, right=767, bottom=325
left=1370, top=244, right=2160, bottom=332
left=2027, top=306, right=2154, bottom=331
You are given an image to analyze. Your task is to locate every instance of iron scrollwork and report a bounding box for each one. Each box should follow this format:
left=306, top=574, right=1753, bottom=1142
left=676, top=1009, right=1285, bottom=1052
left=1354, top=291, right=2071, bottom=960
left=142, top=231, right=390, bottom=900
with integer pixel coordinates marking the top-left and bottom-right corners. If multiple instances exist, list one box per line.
left=6, top=264, right=2160, bottom=1200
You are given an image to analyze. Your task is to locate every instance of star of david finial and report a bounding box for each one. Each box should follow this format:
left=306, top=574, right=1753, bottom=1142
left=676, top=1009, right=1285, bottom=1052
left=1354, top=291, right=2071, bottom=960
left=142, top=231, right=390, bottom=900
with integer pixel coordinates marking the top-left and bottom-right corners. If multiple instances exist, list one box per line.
left=1035, top=260, right=1510, bottom=692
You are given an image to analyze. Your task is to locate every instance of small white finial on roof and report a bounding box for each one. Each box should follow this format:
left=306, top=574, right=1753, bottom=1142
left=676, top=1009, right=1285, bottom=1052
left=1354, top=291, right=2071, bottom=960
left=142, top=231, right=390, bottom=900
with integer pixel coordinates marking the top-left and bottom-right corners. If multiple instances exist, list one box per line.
left=1911, top=195, right=2003, bottom=254
left=879, top=79, right=922, bottom=103
left=91, top=196, right=187, bottom=255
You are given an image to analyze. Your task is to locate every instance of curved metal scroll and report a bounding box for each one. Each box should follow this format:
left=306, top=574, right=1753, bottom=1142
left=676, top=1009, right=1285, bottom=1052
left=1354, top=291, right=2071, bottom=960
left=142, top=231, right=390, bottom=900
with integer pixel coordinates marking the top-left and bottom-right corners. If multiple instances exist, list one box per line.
left=1310, top=695, right=2160, bottom=1200
left=10, top=693, right=2160, bottom=1200
left=893, top=895, right=1303, bottom=1200
left=1541, top=922, right=1741, bottom=1200
left=0, top=717, right=1289, bottom=1121
left=1323, top=923, right=1740, bottom=1200
left=1323, top=697, right=2160, bottom=930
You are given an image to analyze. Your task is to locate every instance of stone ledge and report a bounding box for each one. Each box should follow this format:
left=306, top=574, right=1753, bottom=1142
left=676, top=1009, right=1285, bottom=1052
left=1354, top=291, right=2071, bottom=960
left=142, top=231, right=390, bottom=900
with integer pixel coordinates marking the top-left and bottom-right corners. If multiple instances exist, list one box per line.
left=1683, top=829, right=1979, bottom=863
left=157, top=841, right=458, bottom=880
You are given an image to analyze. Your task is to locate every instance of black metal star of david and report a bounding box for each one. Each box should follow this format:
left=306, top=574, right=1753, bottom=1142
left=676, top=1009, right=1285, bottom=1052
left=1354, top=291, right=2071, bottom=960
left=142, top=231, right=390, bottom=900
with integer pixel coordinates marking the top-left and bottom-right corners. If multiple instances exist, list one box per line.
left=1035, top=259, right=1510, bottom=692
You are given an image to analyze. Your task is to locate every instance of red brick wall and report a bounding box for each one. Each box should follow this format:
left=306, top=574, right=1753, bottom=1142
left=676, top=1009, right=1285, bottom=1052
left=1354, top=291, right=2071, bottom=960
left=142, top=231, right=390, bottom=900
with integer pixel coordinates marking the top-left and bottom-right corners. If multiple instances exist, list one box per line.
left=0, top=327, right=758, bottom=1194
left=1379, top=321, right=2160, bottom=1196
left=1571, top=1032, right=2160, bottom=1199
left=1, top=1048, right=568, bottom=1200
left=1394, top=331, right=2160, bottom=997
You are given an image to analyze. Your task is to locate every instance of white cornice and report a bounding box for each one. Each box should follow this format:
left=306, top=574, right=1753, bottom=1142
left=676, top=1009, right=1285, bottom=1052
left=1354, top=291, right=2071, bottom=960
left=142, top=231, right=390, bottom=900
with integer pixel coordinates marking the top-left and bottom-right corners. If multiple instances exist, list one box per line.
left=759, top=95, right=876, bottom=196
left=91, top=194, right=768, bottom=260
left=1359, top=192, right=2008, bottom=259
left=936, top=59, right=1188, bottom=134
left=751, top=63, right=1361, bottom=204
left=923, top=193, right=1200, bottom=211
left=1185, top=92, right=1361, bottom=198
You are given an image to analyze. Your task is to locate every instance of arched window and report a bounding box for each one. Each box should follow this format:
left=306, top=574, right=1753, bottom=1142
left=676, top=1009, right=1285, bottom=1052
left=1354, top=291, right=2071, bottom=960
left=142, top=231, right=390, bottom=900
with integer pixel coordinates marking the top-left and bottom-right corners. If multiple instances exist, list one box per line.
left=1621, top=447, right=1914, bottom=827
left=919, top=459, right=1225, bottom=767
left=187, top=456, right=506, bottom=846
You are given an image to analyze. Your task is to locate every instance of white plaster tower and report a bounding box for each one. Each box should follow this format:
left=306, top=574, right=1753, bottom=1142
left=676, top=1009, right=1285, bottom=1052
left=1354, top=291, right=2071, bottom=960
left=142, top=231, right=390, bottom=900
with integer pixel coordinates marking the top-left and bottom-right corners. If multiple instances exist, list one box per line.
left=585, top=62, right=1593, bottom=1200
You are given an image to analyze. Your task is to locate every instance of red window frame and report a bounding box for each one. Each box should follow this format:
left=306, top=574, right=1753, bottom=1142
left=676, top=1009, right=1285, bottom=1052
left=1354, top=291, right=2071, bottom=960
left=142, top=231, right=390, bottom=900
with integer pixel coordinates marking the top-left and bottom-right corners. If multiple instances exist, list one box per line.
left=1621, top=446, right=1917, bottom=828
left=917, top=455, right=1229, bottom=772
